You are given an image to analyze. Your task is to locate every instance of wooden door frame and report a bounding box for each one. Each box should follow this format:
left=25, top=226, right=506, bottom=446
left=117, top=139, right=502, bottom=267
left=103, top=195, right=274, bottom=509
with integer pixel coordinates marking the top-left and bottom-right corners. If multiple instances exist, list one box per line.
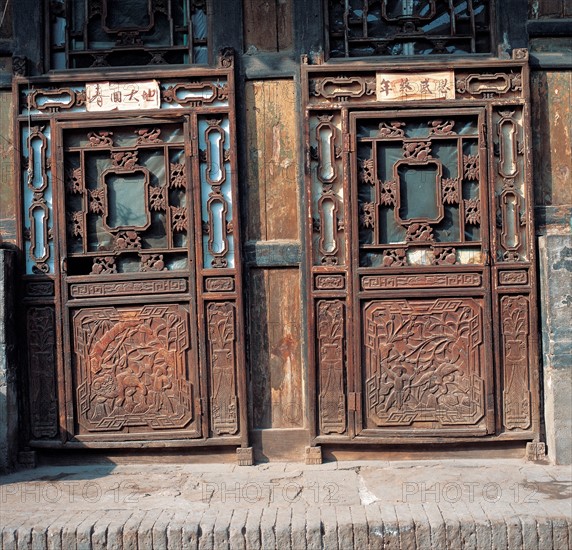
left=303, top=51, right=541, bottom=448
left=14, top=56, right=250, bottom=454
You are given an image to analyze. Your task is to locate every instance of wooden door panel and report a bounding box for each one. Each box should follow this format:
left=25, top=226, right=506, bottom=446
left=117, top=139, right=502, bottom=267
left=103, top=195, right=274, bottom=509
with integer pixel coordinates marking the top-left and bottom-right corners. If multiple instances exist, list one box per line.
left=72, top=304, right=200, bottom=438
left=362, top=298, right=488, bottom=433
left=303, top=54, right=540, bottom=445
left=16, top=58, right=248, bottom=450
left=351, top=108, right=493, bottom=437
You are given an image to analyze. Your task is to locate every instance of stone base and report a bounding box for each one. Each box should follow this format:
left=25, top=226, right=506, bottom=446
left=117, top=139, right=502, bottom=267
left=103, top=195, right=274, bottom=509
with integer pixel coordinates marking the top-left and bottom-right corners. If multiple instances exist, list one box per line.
left=236, top=447, right=253, bottom=466
left=305, top=446, right=322, bottom=465
left=539, top=234, right=572, bottom=465
left=544, top=367, right=572, bottom=465
left=525, top=441, right=547, bottom=462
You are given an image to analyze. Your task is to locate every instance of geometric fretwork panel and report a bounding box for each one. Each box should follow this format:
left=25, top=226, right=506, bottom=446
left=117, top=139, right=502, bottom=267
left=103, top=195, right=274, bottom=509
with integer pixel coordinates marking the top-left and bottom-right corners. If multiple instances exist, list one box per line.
left=326, top=0, right=494, bottom=58
left=356, top=110, right=486, bottom=268
left=64, top=123, right=190, bottom=276
left=48, top=0, right=208, bottom=69
left=73, top=305, right=196, bottom=434
left=364, top=298, right=486, bottom=429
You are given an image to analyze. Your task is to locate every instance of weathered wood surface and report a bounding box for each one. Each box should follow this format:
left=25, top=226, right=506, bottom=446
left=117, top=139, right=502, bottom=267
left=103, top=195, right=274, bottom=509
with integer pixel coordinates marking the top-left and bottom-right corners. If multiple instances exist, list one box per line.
left=243, top=0, right=293, bottom=52
left=248, top=268, right=303, bottom=429
left=531, top=71, right=572, bottom=207
left=245, top=80, right=299, bottom=241
left=0, top=92, right=16, bottom=245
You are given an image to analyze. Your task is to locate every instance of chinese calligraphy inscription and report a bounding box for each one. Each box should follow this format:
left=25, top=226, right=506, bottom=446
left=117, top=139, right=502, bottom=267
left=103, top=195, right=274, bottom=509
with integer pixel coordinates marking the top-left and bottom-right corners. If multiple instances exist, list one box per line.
left=376, top=72, right=455, bottom=102
left=86, top=81, right=161, bottom=112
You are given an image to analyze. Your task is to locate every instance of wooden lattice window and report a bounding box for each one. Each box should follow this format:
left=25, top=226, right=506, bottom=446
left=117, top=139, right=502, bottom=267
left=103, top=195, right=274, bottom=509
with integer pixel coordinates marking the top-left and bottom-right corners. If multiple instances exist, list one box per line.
left=47, top=0, right=208, bottom=69
left=326, top=0, right=495, bottom=58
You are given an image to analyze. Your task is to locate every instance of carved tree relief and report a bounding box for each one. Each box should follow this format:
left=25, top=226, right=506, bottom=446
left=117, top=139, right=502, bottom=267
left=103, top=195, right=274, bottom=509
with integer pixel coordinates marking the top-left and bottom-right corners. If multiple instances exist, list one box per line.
left=501, top=296, right=532, bottom=430
left=317, top=301, right=346, bottom=434
left=207, top=303, right=239, bottom=435
left=74, top=305, right=195, bottom=433
left=364, top=299, right=486, bottom=428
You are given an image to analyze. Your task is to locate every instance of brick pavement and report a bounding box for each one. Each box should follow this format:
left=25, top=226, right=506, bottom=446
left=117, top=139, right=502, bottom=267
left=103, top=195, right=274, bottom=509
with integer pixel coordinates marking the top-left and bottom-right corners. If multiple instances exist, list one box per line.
left=0, top=458, right=570, bottom=549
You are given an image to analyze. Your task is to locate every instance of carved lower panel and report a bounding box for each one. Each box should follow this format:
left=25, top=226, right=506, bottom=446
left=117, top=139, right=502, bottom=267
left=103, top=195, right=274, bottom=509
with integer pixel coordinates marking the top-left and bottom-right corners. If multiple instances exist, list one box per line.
left=501, top=296, right=532, bottom=430
left=364, top=299, right=486, bottom=429
left=73, top=305, right=196, bottom=434
left=317, top=300, right=346, bottom=434
left=207, top=303, right=239, bottom=436
left=27, top=307, right=58, bottom=438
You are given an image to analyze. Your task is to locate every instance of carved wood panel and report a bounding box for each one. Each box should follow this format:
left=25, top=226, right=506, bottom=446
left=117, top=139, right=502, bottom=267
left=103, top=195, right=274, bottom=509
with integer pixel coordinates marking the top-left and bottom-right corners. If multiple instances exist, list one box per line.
left=73, top=305, right=198, bottom=435
left=304, top=53, right=539, bottom=445
left=47, top=0, right=208, bottom=69
left=27, top=307, right=59, bottom=439
left=325, top=0, right=494, bottom=58
left=16, top=61, right=247, bottom=449
left=354, top=109, right=487, bottom=268
left=363, top=299, right=487, bottom=430
left=206, top=302, right=239, bottom=436
left=317, top=300, right=346, bottom=434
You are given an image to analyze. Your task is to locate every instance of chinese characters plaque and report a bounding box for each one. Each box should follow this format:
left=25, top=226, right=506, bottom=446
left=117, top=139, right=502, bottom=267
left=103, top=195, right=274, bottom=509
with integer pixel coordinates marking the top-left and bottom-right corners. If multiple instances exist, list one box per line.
left=86, top=81, right=161, bottom=112
left=376, top=71, right=455, bottom=102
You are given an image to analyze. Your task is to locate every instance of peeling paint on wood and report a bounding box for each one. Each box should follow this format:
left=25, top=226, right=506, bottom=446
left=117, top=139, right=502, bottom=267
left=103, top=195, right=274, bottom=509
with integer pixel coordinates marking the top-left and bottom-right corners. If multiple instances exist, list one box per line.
left=249, top=268, right=303, bottom=429
left=245, top=80, right=299, bottom=240
left=531, top=71, right=572, bottom=208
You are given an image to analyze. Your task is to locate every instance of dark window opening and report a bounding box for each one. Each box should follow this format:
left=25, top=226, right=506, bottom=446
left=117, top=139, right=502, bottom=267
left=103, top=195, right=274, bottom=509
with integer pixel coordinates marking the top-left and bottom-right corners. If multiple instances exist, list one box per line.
left=326, top=0, right=494, bottom=58
left=47, top=0, right=208, bottom=69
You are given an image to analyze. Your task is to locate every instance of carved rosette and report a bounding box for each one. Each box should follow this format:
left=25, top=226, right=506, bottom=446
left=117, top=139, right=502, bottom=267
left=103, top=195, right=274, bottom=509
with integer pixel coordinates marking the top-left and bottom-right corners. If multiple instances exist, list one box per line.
left=207, top=303, right=239, bottom=435
left=74, top=305, right=195, bottom=433
left=317, top=301, right=346, bottom=434
left=364, top=299, right=486, bottom=428
left=501, top=296, right=531, bottom=430
left=27, top=307, right=59, bottom=438
left=91, top=256, right=117, bottom=275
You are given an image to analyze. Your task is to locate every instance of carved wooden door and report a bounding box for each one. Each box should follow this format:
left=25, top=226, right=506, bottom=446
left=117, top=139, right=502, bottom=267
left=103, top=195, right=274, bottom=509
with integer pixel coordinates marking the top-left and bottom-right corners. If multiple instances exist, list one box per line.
left=16, top=58, right=248, bottom=451
left=58, top=116, right=205, bottom=440
left=304, top=53, right=540, bottom=446
left=351, top=108, right=494, bottom=437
